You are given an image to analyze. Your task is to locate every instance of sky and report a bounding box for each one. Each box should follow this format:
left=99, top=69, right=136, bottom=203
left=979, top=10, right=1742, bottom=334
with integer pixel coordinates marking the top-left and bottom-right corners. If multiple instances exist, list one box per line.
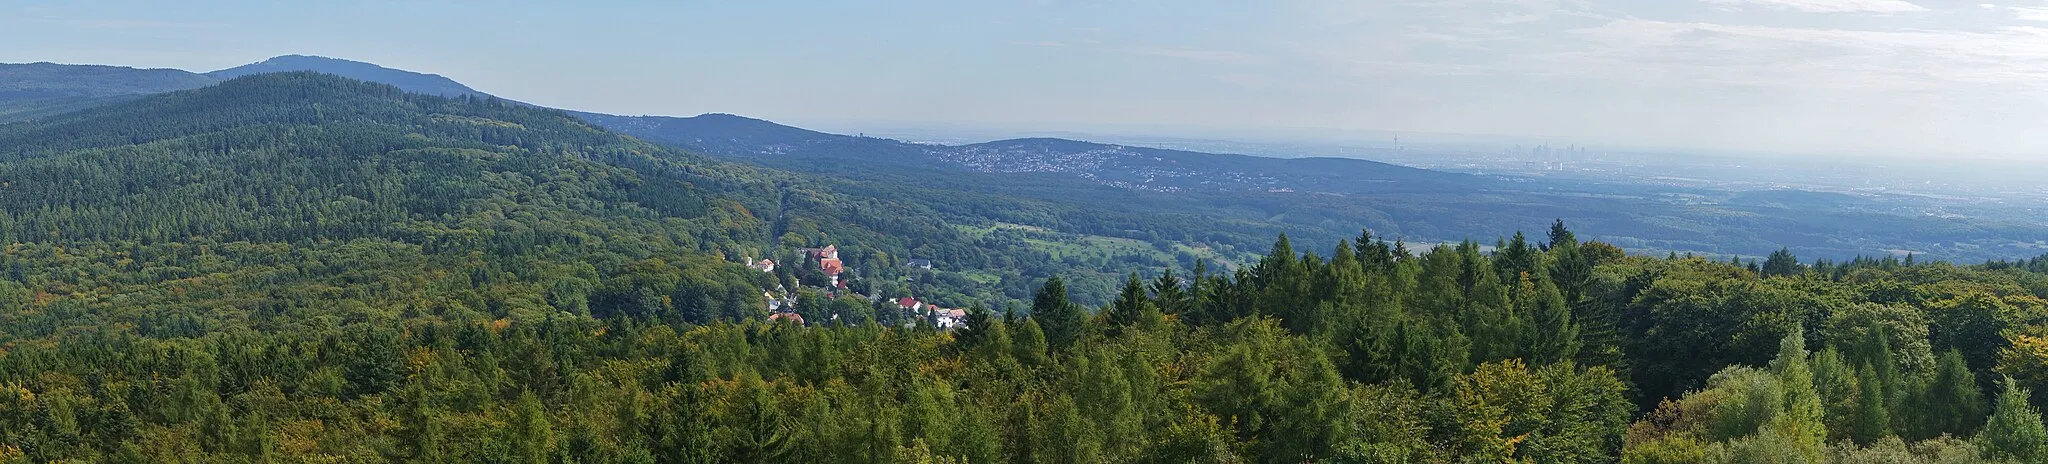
left=6, top=0, right=2048, bottom=160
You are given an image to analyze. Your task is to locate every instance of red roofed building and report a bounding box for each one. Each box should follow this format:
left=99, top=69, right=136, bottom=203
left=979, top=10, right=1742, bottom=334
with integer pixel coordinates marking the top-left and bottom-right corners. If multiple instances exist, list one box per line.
left=820, top=257, right=844, bottom=287
left=897, top=297, right=922, bottom=311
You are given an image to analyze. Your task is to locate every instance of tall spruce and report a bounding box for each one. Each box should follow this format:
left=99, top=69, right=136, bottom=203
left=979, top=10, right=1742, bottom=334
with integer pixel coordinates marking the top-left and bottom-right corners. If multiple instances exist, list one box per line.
left=1850, top=362, right=1892, bottom=444
left=1032, top=277, right=1085, bottom=354
left=1810, top=347, right=1859, bottom=440
left=1496, top=231, right=1540, bottom=284
left=1761, top=248, right=1803, bottom=278
left=1106, top=273, right=1163, bottom=336
left=1547, top=219, right=1578, bottom=251
left=1904, top=350, right=1987, bottom=441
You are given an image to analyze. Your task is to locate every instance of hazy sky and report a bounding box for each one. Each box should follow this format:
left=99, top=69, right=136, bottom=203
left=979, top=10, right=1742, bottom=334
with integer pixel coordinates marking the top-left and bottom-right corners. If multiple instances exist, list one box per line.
left=7, top=0, right=2048, bottom=159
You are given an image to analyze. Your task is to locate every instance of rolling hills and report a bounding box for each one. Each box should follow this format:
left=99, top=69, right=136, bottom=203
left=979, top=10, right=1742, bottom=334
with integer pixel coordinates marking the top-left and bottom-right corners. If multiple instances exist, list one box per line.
left=4, top=55, right=2047, bottom=266
left=0, top=56, right=2046, bottom=464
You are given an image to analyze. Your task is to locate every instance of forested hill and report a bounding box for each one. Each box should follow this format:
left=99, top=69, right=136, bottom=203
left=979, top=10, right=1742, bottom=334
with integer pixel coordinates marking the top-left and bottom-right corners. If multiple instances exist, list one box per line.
left=3, top=71, right=2048, bottom=463
left=0, top=71, right=1092, bottom=330
left=587, top=114, right=1474, bottom=195
left=206, top=55, right=489, bottom=99
left=0, top=69, right=1235, bottom=315
left=0, top=62, right=217, bottom=122
left=0, top=71, right=787, bottom=329
left=570, top=112, right=854, bottom=156
left=11, top=57, right=2048, bottom=264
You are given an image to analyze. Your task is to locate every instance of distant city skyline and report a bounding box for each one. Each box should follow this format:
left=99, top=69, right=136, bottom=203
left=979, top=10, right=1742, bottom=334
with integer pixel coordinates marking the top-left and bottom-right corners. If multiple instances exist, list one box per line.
left=6, top=0, right=2048, bottom=160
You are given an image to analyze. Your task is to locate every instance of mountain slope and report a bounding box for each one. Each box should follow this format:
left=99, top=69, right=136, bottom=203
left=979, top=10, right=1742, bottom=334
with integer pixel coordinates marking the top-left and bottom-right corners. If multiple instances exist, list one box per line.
left=0, top=71, right=1220, bottom=315
left=0, top=62, right=217, bottom=122
left=0, top=72, right=795, bottom=334
left=1, top=55, right=495, bottom=123
left=0, top=62, right=214, bottom=99
left=8, top=56, right=2048, bottom=263
left=945, top=137, right=1471, bottom=193
left=207, top=54, right=489, bottom=99
left=571, top=111, right=854, bottom=155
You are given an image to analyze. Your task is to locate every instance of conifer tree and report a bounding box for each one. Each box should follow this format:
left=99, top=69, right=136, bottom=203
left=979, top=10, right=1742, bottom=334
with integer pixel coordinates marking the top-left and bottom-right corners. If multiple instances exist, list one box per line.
left=1978, top=377, right=2047, bottom=463
left=954, top=304, right=999, bottom=351
left=1850, top=362, right=1892, bottom=444
left=1547, top=219, right=1578, bottom=251
left=1762, top=248, right=1802, bottom=278
left=1031, top=277, right=1084, bottom=354
left=1521, top=275, right=1580, bottom=365
left=1810, top=347, right=1859, bottom=440
left=1765, top=329, right=1827, bottom=461
left=1106, top=273, right=1163, bottom=336
left=1908, top=350, right=1986, bottom=440
left=1151, top=270, right=1189, bottom=317
left=1496, top=231, right=1540, bottom=284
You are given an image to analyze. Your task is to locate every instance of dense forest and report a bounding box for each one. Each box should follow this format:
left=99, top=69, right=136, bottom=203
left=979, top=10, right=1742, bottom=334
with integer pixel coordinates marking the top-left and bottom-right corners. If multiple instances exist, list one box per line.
left=0, top=73, right=2045, bottom=462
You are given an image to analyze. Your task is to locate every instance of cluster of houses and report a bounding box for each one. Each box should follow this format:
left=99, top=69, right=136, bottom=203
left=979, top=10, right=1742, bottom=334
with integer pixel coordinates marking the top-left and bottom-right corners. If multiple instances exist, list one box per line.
left=893, top=297, right=969, bottom=330
left=749, top=244, right=966, bottom=330
left=796, top=245, right=848, bottom=288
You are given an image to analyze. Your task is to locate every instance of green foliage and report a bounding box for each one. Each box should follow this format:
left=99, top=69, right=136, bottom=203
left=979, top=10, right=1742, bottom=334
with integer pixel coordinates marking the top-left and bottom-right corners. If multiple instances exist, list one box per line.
left=1, top=72, right=2046, bottom=463
left=1853, top=362, right=1896, bottom=444
left=1029, top=277, right=1085, bottom=355
left=1977, top=377, right=2048, bottom=463
left=1909, top=350, right=1988, bottom=441
left=1105, top=273, right=1163, bottom=336
left=1764, top=248, right=1805, bottom=278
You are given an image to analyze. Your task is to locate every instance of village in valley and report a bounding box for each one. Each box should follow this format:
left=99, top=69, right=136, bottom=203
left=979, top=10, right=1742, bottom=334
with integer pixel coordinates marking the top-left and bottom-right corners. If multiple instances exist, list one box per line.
left=744, top=244, right=972, bottom=330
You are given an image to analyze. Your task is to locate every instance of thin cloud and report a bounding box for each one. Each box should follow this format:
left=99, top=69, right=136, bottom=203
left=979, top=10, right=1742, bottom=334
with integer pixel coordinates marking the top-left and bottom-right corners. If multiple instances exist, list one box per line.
left=29, top=18, right=213, bottom=29
left=1547, top=18, right=2048, bottom=94
left=2012, top=6, right=2048, bottom=21
left=1128, top=48, right=1264, bottom=64
left=1699, top=0, right=1928, bottom=13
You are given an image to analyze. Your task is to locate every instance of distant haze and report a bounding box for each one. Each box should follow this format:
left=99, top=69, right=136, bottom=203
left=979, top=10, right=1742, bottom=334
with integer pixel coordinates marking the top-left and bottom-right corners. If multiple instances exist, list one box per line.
left=6, top=0, right=2048, bottom=160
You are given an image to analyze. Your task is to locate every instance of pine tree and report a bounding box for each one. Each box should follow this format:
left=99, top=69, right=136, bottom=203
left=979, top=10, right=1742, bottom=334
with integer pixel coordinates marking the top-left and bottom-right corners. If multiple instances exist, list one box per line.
left=1496, top=231, right=1539, bottom=284
left=400, top=382, right=444, bottom=462
left=1521, top=276, right=1579, bottom=365
left=1547, top=219, right=1578, bottom=251
left=1032, top=277, right=1085, bottom=354
left=1977, top=377, right=2048, bottom=463
left=1548, top=240, right=1593, bottom=304
left=1462, top=254, right=1519, bottom=364
left=1762, top=248, right=1802, bottom=278
left=1255, top=234, right=1311, bottom=329
left=1850, top=362, right=1892, bottom=444
left=1151, top=270, right=1190, bottom=317
left=954, top=304, right=999, bottom=351
left=1810, top=347, right=1859, bottom=440
left=1106, top=273, right=1163, bottom=336
left=1909, top=350, right=1986, bottom=440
